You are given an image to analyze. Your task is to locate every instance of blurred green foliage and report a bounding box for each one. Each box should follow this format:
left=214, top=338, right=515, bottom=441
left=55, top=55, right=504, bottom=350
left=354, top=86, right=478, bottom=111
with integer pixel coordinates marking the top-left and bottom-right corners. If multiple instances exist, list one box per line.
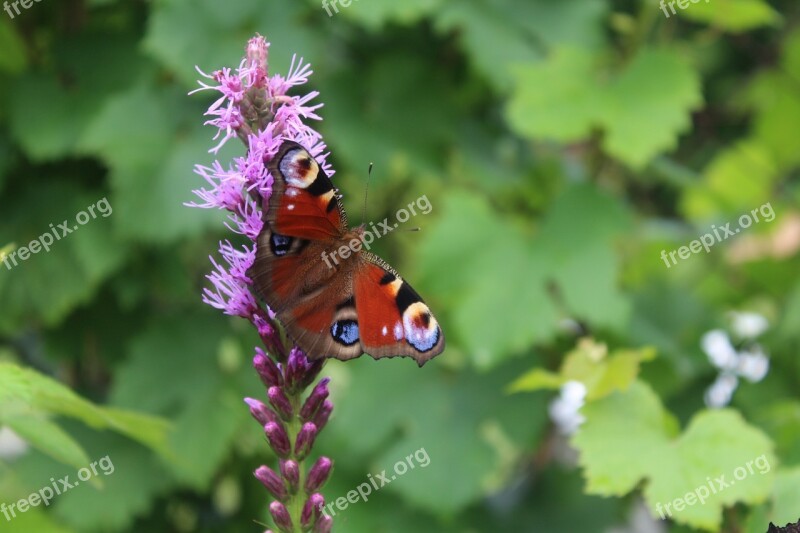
left=1, top=0, right=799, bottom=531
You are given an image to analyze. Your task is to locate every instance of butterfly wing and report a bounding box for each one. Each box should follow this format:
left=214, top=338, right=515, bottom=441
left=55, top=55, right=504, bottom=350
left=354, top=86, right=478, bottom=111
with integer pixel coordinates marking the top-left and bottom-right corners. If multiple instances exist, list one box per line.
left=352, top=254, right=445, bottom=366
left=265, top=140, right=347, bottom=239
left=250, top=227, right=364, bottom=361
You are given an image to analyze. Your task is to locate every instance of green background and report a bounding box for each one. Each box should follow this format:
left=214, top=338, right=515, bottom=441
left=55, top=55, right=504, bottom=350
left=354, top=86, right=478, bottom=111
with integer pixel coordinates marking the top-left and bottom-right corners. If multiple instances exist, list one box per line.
left=1, top=0, right=799, bottom=531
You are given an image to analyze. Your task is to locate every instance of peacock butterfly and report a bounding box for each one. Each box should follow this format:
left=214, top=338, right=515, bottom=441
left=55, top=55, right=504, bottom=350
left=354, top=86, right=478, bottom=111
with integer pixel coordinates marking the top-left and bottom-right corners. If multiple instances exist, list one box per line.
left=248, top=141, right=445, bottom=366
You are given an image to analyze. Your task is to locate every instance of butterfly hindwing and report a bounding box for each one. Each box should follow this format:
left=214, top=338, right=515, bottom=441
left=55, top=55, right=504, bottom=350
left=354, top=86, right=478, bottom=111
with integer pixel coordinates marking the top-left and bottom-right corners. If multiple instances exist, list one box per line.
left=353, top=255, right=445, bottom=366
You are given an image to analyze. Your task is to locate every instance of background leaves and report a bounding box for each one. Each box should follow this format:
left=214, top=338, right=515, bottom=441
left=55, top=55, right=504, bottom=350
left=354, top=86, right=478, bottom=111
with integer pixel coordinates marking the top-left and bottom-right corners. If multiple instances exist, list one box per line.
left=0, top=0, right=799, bottom=532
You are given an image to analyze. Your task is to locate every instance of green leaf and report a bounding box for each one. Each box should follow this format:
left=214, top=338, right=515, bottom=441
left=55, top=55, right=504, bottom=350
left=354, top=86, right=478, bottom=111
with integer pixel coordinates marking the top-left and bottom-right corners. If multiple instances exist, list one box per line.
left=339, top=0, right=443, bottom=29
left=327, top=357, right=549, bottom=516
left=110, top=314, right=250, bottom=489
left=509, top=339, right=655, bottom=399
left=574, top=381, right=775, bottom=531
left=3, top=416, right=91, bottom=475
left=506, top=47, right=702, bottom=169
left=0, top=363, right=173, bottom=466
left=415, top=191, right=557, bottom=368
left=0, top=19, right=26, bottom=74
left=681, top=141, right=778, bottom=220
left=678, top=0, right=782, bottom=33
left=772, top=468, right=800, bottom=526
left=0, top=183, right=128, bottom=334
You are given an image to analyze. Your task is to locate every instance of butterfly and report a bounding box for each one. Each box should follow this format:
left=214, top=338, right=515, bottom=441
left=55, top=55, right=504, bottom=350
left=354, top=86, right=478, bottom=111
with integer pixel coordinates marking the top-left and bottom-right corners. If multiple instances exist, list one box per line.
left=248, top=141, right=445, bottom=366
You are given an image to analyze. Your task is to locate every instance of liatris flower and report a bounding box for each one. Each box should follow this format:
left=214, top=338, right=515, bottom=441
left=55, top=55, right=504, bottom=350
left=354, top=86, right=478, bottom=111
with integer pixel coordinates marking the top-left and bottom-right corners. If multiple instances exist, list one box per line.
left=189, top=35, right=334, bottom=532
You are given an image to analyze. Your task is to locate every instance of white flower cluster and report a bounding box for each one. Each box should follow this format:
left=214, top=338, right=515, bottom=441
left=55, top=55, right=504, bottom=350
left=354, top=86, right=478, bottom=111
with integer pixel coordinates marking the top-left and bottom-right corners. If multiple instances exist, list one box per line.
left=702, top=312, right=770, bottom=408
left=549, top=380, right=587, bottom=435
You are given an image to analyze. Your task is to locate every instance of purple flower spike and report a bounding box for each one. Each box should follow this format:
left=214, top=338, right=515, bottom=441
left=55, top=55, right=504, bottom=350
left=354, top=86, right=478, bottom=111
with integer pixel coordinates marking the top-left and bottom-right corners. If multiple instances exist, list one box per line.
left=269, top=501, right=293, bottom=533
left=191, top=34, right=336, bottom=530
left=301, top=493, right=325, bottom=529
left=280, top=459, right=300, bottom=494
left=312, top=400, right=334, bottom=433
left=264, top=422, right=291, bottom=458
left=305, top=457, right=333, bottom=493
left=255, top=466, right=287, bottom=501
left=254, top=349, right=283, bottom=388
left=268, top=386, right=294, bottom=420
left=300, top=378, right=330, bottom=421
left=314, top=515, right=333, bottom=533
left=294, top=422, right=318, bottom=460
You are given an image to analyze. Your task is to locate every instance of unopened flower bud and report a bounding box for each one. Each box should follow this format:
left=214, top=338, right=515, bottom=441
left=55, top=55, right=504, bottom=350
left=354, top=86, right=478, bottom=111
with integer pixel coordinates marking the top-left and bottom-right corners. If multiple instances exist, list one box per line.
left=300, top=378, right=330, bottom=421
left=255, top=466, right=286, bottom=500
left=305, top=456, right=333, bottom=493
left=264, top=422, right=291, bottom=458
left=294, top=422, right=318, bottom=460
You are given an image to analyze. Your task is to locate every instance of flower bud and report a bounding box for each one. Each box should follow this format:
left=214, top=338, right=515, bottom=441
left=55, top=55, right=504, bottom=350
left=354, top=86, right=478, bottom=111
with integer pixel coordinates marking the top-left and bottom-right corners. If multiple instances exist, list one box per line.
left=314, top=514, right=333, bottom=533
left=294, top=422, right=318, bottom=460
left=300, top=378, right=330, bottom=421
left=268, top=386, right=294, bottom=420
left=244, top=397, right=278, bottom=426
left=305, top=456, right=333, bottom=493
left=254, top=466, right=286, bottom=500
left=269, top=501, right=293, bottom=533
left=264, top=422, right=291, bottom=458
left=254, top=350, right=283, bottom=388
left=312, top=400, right=333, bottom=433
left=280, top=459, right=300, bottom=494
left=301, top=493, right=325, bottom=529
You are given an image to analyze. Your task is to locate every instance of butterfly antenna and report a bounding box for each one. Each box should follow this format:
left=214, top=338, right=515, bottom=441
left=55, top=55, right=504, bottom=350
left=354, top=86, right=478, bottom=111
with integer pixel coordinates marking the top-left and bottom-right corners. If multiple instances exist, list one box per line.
left=361, top=162, right=373, bottom=226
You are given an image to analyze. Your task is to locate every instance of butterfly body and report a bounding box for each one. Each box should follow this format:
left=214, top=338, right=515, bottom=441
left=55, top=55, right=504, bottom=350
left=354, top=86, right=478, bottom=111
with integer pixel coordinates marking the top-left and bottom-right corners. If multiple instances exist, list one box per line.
left=249, top=141, right=444, bottom=366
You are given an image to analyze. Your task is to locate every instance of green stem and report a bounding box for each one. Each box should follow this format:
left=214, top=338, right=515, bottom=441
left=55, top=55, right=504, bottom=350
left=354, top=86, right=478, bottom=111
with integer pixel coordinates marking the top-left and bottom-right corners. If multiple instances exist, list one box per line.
left=286, top=392, right=306, bottom=532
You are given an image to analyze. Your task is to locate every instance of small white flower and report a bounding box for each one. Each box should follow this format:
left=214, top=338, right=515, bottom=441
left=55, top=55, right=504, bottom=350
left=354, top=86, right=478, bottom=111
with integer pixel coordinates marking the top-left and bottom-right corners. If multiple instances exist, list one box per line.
left=729, top=312, right=769, bottom=339
left=701, top=329, right=738, bottom=371
left=737, top=345, right=770, bottom=382
left=549, top=380, right=587, bottom=435
left=0, top=426, right=29, bottom=460
left=704, top=374, right=738, bottom=408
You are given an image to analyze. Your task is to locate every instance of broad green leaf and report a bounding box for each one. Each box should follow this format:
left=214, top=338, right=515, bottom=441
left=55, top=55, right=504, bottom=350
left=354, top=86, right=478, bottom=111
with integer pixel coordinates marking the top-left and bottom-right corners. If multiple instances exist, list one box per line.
left=3, top=416, right=90, bottom=475
left=681, top=141, right=778, bottom=220
left=507, top=47, right=702, bottom=169
left=79, top=83, right=227, bottom=243
left=574, top=381, right=775, bottom=531
left=415, top=191, right=556, bottom=368
left=599, top=49, right=702, bottom=169
left=678, top=0, right=782, bottom=32
left=0, top=363, right=172, bottom=464
left=6, top=35, right=147, bottom=161
left=509, top=339, right=655, bottom=399
left=327, top=357, right=549, bottom=516
left=772, top=468, right=800, bottom=526
left=507, top=368, right=564, bottom=393
left=111, top=314, right=251, bottom=489
left=340, top=0, right=443, bottom=29
left=0, top=182, right=128, bottom=334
